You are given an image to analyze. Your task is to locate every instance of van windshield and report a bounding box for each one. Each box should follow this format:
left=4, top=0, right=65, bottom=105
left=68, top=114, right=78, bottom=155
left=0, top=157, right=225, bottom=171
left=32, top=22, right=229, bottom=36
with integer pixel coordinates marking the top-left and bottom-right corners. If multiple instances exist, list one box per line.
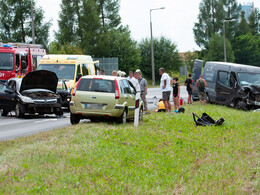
left=238, top=73, right=260, bottom=86
left=38, top=64, right=75, bottom=80
left=0, top=53, right=14, bottom=71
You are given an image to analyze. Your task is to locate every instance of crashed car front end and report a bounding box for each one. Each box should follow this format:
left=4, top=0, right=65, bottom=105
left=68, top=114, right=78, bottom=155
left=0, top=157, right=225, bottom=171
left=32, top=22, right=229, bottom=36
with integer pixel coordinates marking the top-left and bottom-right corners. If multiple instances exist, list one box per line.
left=18, top=89, right=63, bottom=115
left=243, top=85, right=260, bottom=108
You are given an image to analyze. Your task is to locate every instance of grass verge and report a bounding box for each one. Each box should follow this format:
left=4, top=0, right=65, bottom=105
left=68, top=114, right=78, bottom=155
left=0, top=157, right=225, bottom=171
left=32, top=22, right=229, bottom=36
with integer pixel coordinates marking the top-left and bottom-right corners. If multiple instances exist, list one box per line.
left=0, top=103, right=259, bottom=194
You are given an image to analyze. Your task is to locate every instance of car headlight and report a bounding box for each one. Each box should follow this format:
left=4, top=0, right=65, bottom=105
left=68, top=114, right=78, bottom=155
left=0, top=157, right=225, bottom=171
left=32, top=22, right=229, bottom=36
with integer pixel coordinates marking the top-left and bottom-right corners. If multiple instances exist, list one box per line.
left=21, top=96, right=34, bottom=103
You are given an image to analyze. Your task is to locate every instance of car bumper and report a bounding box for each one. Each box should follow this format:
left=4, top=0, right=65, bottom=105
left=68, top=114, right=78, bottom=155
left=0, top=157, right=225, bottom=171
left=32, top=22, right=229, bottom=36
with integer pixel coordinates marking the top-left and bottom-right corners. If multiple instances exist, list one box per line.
left=69, top=102, right=125, bottom=118
left=23, top=103, right=62, bottom=114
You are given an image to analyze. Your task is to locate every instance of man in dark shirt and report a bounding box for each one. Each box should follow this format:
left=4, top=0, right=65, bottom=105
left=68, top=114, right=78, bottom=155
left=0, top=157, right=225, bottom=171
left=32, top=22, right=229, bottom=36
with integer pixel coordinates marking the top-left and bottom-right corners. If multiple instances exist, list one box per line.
left=185, top=74, right=194, bottom=104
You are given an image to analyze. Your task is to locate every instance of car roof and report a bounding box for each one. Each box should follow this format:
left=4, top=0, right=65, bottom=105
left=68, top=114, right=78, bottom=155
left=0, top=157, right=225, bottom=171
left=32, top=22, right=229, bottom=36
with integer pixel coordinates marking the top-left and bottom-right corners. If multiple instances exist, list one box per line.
left=81, top=75, right=128, bottom=81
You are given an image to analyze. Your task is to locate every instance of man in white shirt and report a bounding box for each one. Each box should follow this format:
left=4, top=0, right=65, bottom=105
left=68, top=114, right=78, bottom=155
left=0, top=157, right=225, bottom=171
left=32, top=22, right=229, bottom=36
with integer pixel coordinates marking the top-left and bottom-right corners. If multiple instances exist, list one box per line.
left=159, top=67, right=172, bottom=111
left=128, top=71, right=140, bottom=92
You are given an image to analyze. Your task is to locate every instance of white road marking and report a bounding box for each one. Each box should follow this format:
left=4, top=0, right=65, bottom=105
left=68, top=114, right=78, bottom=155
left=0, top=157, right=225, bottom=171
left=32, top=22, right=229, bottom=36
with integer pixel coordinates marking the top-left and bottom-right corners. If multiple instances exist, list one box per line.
left=34, top=119, right=58, bottom=124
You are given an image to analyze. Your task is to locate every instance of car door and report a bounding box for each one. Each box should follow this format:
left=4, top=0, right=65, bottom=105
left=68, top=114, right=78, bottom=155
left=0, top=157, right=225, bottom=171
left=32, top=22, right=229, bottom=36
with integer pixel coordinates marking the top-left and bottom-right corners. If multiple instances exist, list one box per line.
left=119, top=80, right=129, bottom=113
left=192, top=59, right=203, bottom=99
left=215, top=71, right=236, bottom=105
left=0, top=83, right=16, bottom=111
left=123, top=79, right=136, bottom=116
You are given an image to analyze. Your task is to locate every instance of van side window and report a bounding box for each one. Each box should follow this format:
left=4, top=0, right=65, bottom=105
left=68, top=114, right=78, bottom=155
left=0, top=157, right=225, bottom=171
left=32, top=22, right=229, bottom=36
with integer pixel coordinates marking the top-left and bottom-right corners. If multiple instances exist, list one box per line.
left=76, top=64, right=81, bottom=76
left=82, top=64, right=89, bottom=75
left=219, top=72, right=230, bottom=87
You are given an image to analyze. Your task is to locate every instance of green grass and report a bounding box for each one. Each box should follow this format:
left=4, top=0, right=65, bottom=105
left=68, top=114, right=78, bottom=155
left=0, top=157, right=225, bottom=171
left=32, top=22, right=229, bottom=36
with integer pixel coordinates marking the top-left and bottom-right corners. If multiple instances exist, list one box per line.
left=0, top=104, right=259, bottom=194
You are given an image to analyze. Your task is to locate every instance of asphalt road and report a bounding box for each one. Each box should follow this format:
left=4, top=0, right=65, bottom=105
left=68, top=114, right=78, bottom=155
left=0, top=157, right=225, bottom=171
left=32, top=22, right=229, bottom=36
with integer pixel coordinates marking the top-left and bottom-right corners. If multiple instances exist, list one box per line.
left=0, top=87, right=188, bottom=141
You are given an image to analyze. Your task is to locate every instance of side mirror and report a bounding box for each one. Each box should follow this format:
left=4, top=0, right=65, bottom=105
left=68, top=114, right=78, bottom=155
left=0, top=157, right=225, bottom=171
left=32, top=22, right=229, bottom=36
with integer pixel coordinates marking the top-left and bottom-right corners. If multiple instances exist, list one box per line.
left=4, top=88, right=14, bottom=94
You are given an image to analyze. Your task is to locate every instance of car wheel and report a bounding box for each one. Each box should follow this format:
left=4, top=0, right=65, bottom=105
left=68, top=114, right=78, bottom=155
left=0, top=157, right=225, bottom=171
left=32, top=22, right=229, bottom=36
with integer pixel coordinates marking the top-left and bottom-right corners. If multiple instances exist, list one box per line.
left=70, top=113, right=80, bottom=125
left=234, top=100, right=247, bottom=110
left=1, top=110, right=8, bottom=116
left=118, top=109, right=127, bottom=124
left=139, top=107, right=143, bottom=122
left=15, top=103, right=24, bottom=118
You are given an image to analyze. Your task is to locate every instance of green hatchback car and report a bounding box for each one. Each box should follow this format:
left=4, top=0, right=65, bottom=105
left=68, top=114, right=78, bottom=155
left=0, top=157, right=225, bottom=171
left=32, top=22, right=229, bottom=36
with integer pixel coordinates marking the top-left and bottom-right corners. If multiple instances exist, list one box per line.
left=69, top=75, right=143, bottom=124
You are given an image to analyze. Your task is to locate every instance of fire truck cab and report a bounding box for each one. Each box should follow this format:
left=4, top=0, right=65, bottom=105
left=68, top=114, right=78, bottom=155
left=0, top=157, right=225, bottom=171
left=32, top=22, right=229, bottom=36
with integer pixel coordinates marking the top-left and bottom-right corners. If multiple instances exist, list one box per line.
left=0, top=42, right=46, bottom=83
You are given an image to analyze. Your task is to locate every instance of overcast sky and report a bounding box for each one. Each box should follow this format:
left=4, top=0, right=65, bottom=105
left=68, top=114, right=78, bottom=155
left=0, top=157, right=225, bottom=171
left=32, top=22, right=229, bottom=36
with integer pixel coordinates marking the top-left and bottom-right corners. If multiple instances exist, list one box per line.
left=37, top=0, right=260, bottom=52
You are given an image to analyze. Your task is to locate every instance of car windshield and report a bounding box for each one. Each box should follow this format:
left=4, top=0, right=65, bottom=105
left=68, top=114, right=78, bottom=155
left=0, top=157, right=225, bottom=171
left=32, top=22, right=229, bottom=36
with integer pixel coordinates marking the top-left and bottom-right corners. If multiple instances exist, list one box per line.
left=77, top=79, right=115, bottom=93
left=237, top=72, right=260, bottom=86
left=0, top=53, right=14, bottom=71
left=38, top=64, right=75, bottom=80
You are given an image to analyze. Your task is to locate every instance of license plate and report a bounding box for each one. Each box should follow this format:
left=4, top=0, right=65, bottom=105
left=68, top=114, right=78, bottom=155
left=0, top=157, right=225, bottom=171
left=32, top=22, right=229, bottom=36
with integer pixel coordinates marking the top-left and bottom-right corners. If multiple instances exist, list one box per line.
left=84, top=104, right=103, bottom=109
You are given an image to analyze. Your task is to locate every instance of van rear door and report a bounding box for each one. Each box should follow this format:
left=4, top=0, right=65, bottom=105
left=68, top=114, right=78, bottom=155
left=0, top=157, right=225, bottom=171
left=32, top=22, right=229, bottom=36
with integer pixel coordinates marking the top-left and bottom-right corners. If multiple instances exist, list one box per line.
left=192, top=59, right=203, bottom=100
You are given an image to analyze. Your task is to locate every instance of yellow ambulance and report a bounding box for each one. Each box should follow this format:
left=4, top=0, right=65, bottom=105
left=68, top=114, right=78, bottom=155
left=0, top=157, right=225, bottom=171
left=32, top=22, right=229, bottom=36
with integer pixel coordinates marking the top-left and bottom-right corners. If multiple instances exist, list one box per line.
left=38, top=55, right=99, bottom=90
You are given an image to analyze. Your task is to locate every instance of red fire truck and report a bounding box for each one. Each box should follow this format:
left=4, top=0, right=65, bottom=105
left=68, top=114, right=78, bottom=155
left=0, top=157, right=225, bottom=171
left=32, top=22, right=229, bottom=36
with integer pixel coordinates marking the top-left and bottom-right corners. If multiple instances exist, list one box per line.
left=0, top=43, right=46, bottom=82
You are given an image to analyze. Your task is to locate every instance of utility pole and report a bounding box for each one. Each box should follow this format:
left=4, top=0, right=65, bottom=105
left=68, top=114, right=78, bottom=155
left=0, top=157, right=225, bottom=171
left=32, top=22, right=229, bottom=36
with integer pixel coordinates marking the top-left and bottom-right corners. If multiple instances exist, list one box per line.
left=223, top=19, right=236, bottom=62
left=31, top=0, right=35, bottom=44
left=150, top=7, right=165, bottom=86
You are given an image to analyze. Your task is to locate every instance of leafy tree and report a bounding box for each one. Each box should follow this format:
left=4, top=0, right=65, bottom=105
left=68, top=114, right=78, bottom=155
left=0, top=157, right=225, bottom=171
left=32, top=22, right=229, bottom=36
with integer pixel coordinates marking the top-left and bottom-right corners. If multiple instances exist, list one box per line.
left=249, top=8, right=260, bottom=35
left=223, top=0, right=241, bottom=41
left=233, top=33, right=260, bottom=66
left=182, top=51, right=199, bottom=72
left=97, top=0, right=121, bottom=31
left=206, top=34, right=234, bottom=62
left=0, top=0, right=51, bottom=47
left=237, top=11, right=250, bottom=35
left=48, top=41, right=83, bottom=54
left=193, top=0, right=224, bottom=49
left=138, top=36, right=182, bottom=81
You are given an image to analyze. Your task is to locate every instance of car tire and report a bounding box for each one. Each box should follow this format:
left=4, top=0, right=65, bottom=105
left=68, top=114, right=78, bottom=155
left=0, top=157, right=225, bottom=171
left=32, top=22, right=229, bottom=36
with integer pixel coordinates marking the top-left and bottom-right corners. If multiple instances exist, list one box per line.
left=118, top=109, right=127, bottom=124
left=15, top=103, right=24, bottom=118
left=139, top=107, right=143, bottom=122
left=1, top=110, right=8, bottom=116
left=234, top=100, right=247, bottom=110
left=70, top=113, right=80, bottom=125
left=206, top=94, right=211, bottom=104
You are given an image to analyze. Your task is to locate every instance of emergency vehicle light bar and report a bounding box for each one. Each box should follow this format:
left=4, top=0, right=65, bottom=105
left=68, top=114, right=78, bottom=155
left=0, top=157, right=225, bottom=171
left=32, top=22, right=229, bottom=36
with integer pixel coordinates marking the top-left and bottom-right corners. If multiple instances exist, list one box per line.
left=0, top=42, right=44, bottom=49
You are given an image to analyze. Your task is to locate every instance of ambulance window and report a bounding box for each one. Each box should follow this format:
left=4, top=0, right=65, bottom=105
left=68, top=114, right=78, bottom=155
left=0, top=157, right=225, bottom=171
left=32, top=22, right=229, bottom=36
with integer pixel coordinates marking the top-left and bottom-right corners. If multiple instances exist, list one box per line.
left=32, top=55, right=37, bottom=70
left=16, top=54, right=20, bottom=70
left=82, top=64, right=89, bottom=75
left=76, top=64, right=81, bottom=76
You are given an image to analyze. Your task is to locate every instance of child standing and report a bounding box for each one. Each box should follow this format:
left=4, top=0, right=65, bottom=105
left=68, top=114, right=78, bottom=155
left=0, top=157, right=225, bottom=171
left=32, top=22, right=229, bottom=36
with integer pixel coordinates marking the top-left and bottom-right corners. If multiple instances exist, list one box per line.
left=172, top=77, right=180, bottom=113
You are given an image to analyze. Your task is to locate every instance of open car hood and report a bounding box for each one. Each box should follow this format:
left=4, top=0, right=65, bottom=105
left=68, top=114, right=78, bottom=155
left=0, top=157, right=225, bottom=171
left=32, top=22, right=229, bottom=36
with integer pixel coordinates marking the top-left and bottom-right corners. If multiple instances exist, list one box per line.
left=20, top=70, right=58, bottom=93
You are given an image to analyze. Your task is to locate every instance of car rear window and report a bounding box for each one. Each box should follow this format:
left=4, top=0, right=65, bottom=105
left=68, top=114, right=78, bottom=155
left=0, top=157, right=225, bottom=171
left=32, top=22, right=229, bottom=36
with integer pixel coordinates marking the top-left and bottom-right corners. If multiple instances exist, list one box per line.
left=77, top=79, right=115, bottom=93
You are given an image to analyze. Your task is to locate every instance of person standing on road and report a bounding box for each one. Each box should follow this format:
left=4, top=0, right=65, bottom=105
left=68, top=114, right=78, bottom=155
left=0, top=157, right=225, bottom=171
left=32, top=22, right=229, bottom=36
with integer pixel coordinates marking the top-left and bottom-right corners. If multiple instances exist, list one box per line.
left=128, top=71, right=139, bottom=92
left=172, top=77, right=180, bottom=112
left=196, top=75, right=207, bottom=105
left=185, top=73, right=194, bottom=104
left=136, top=70, right=148, bottom=112
left=159, top=68, right=172, bottom=112
left=134, top=71, right=140, bottom=92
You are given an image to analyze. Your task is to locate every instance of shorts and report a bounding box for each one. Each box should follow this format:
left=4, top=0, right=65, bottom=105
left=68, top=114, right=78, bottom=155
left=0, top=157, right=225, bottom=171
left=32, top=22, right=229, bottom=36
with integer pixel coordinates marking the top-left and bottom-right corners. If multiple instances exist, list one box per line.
left=158, top=109, right=166, bottom=113
left=162, top=91, right=171, bottom=101
left=187, top=89, right=192, bottom=95
left=173, top=93, right=178, bottom=98
left=199, top=92, right=206, bottom=100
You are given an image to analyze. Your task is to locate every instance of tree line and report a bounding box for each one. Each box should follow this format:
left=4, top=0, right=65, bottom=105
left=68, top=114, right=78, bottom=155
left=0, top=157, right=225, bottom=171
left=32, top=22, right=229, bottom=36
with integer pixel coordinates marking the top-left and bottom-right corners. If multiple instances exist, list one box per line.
left=0, top=0, right=259, bottom=80
left=0, top=0, right=181, bottom=80
left=194, top=0, right=260, bottom=66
